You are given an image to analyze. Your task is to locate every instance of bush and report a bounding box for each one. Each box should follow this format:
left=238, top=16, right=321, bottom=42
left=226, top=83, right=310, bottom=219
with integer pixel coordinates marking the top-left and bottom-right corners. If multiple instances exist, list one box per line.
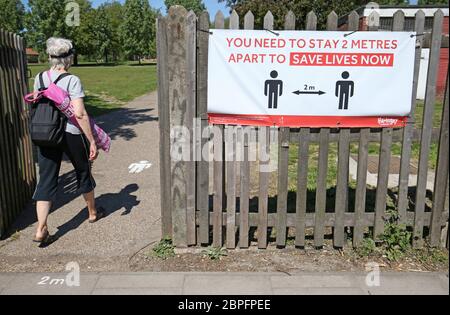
left=152, top=237, right=175, bottom=260
left=379, top=210, right=412, bottom=262
left=358, top=210, right=413, bottom=262
left=357, top=238, right=377, bottom=257
left=202, top=247, right=228, bottom=261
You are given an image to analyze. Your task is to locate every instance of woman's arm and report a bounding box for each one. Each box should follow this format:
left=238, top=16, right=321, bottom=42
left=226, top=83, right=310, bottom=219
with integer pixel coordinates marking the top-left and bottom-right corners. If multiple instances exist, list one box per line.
left=72, top=98, right=98, bottom=161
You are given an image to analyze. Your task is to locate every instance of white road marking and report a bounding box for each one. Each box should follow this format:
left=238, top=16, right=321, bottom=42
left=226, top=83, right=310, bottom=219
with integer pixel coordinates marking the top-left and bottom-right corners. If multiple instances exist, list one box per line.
left=128, top=161, right=152, bottom=174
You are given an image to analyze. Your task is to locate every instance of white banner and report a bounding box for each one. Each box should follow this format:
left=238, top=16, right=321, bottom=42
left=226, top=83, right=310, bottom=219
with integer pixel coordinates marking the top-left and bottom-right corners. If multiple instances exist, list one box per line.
left=207, top=30, right=416, bottom=128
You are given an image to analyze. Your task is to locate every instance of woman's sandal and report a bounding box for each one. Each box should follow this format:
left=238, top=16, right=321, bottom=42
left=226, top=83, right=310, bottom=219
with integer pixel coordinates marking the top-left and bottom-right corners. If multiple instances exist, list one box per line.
left=89, top=207, right=106, bottom=224
left=33, top=229, right=52, bottom=246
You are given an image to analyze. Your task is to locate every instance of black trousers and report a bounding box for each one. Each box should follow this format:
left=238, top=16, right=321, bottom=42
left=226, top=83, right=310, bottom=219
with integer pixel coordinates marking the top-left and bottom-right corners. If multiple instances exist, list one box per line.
left=33, top=132, right=96, bottom=201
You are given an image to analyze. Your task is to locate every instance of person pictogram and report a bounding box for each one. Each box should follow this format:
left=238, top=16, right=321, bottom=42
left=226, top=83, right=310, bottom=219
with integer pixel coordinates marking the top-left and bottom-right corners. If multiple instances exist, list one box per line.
left=335, top=71, right=355, bottom=110
left=265, top=70, right=283, bottom=109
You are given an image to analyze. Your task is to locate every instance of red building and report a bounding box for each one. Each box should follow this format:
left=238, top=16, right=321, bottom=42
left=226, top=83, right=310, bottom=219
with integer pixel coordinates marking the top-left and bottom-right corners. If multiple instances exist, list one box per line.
left=26, top=48, right=39, bottom=64
left=339, top=5, right=449, bottom=100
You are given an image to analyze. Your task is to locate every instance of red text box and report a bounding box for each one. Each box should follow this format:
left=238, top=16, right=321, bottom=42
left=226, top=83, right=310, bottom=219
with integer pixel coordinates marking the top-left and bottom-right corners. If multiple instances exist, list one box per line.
left=289, top=52, right=395, bottom=67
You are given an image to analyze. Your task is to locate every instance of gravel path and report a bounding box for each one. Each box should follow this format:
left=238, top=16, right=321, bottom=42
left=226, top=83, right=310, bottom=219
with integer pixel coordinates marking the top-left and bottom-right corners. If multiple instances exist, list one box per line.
left=0, top=92, right=162, bottom=272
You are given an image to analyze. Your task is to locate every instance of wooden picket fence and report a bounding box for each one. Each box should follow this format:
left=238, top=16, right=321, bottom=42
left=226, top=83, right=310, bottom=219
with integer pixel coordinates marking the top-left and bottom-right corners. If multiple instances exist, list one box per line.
left=157, top=6, right=449, bottom=249
left=0, top=29, right=36, bottom=238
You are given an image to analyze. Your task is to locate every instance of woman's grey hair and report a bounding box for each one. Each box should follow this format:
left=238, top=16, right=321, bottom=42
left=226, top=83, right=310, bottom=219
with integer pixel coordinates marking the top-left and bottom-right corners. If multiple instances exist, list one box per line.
left=46, top=37, right=74, bottom=70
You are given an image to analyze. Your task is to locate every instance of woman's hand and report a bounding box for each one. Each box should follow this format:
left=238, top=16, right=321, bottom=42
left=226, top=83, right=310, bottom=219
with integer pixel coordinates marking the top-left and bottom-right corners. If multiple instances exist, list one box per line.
left=89, top=142, right=99, bottom=161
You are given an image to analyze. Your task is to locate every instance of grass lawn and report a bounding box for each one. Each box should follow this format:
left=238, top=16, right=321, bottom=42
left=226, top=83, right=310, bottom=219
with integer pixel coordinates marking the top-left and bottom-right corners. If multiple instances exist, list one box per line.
left=282, top=100, right=444, bottom=211
left=414, top=101, right=443, bottom=129
left=28, top=62, right=158, bottom=117
left=347, top=100, right=443, bottom=170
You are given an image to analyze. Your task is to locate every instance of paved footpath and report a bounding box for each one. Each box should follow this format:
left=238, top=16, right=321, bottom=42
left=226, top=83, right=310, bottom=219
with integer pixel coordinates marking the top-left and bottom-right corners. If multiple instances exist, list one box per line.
left=0, top=272, right=448, bottom=295
left=0, top=92, right=162, bottom=271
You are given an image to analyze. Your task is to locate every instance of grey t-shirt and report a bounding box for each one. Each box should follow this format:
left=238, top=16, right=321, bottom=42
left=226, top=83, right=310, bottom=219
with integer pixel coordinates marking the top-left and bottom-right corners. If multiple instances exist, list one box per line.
left=33, top=70, right=85, bottom=135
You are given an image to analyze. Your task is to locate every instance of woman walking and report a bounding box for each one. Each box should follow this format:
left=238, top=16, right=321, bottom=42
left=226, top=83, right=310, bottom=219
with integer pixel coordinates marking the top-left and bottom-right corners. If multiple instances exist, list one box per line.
left=32, top=37, right=104, bottom=245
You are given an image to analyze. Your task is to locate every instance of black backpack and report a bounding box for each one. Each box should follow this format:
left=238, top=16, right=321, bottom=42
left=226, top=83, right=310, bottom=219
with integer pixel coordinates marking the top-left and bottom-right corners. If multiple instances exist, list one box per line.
left=30, top=72, right=71, bottom=148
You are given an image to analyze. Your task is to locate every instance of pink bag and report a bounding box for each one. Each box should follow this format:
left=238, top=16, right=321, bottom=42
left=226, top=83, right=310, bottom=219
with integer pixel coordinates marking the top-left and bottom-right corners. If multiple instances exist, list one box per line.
left=24, top=71, right=111, bottom=152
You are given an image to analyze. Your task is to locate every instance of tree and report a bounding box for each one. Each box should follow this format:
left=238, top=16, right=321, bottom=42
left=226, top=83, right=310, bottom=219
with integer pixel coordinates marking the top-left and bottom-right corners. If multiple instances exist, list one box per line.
left=219, top=0, right=364, bottom=29
left=25, top=0, right=69, bottom=56
left=120, top=0, right=157, bottom=63
left=418, top=0, right=449, bottom=4
left=66, top=0, right=95, bottom=66
left=67, top=1, right=124, bottom=64
left=0, top=0, right=25, bottom=34
left=164, top=0, right=206, bottom=14
left=144, top=7, right=158, bottom=58
left=103, top=1, right=124, bottom=61
left=25, top=0, right=96, bottom=63
left=91, top=5, right=112, bottom=63
left=376, top=0, right=409, bottom=4
left=219, top=0, right=415, bottom=29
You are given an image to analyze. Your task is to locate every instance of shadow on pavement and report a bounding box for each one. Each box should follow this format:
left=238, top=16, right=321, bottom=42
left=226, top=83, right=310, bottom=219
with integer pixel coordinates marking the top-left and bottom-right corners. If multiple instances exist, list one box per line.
left=96, top=108, right=158, bottom=141
left=8, top=180, right=141, bottom=243
left=53, top=184, right=140, bottom=241
left=7, top=170, right=80, bottom=237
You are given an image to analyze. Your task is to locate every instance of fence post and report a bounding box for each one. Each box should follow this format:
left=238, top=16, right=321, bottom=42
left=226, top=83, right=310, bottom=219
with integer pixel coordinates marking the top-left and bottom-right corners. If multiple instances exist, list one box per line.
left=397, top=10, right=426, bottom=224
left=238, top=11, right=255, bottom=249
left=330, top=10, right=351, bottom=249
left=185, top=10, right=197, bottom=246
left=157, top=15, right=172, bottom=239
left=7, top=32, right=25, bottom=212
left=0, top=31, right=7, bottom=237
left=14, top=34, right=32, bottom=209
left=197, top=11, right=210, bottom=246
left=11, top=34, right=26, bottom=209
left=224, top=10, right=240, bottom=249
left=443, top=176, right=449, bottom=248
left=16, top=35, right=34, bottom=197
left=167, top=5, right=191, bottom=247
left=257, top=11, right=274, bottom=250
left=414, top=10, right=444, bottom=248
left=374, top=10, right=404, bottom=240
left=430, top=74, right=449, bottom=247
left=353, top=11, right=377, bottom=248
left=275, top=10, right=296, bottom=248
left=276, top=128, right=289, bottom=247
left=225, top=127, right=237, bottom=249
left=212, top=10, right=225, bottom=248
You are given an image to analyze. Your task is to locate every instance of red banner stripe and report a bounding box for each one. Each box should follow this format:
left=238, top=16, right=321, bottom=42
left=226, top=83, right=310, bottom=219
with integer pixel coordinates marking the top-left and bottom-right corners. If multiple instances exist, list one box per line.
left=208, top=114, right=407, bottom=128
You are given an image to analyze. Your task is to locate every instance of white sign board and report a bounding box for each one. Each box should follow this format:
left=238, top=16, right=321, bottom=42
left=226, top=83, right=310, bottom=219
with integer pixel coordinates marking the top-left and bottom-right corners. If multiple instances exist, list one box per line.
left=207, top=30, right=416, bottom=128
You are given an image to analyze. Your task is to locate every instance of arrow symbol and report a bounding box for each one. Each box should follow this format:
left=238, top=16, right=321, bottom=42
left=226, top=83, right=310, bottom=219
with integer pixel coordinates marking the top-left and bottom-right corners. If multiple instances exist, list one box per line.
left=293, top=90, right=326, bottom=96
